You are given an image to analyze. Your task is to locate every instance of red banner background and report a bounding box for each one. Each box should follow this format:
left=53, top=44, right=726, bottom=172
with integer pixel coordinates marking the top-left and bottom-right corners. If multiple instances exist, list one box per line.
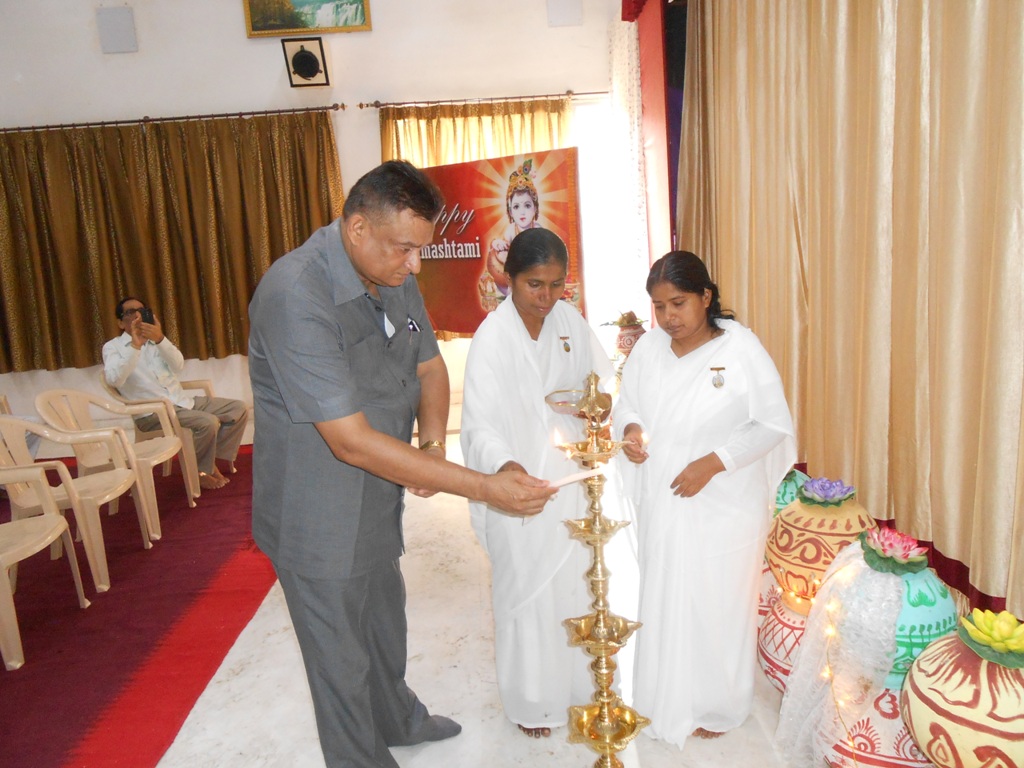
left=418, top=148, right=585, bottom=335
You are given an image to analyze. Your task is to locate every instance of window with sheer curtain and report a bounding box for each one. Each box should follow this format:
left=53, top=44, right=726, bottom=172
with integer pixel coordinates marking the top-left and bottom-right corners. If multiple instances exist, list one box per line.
left=378, top=98, right=571, bottom=168
left=0, top=110, right=344, bottom=373
left=676, top=0, right=1024, bottom=614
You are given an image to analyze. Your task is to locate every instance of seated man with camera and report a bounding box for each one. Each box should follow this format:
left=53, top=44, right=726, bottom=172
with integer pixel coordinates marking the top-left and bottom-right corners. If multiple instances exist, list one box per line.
left=103, top=296, right=248, bottom=490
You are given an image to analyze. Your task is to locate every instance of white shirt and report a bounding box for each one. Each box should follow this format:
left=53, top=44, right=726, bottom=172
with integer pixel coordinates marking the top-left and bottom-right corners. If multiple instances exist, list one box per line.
left=102, top=332, right=194, bottom=409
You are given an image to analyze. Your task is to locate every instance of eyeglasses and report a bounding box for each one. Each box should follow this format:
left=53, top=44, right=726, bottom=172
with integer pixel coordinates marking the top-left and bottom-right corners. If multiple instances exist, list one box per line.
left=121, top=307, right=145, bottom=317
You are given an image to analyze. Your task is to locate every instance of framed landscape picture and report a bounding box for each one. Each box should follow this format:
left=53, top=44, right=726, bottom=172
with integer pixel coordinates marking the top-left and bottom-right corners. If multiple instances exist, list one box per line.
left=244, top=0, right=371, bottom=37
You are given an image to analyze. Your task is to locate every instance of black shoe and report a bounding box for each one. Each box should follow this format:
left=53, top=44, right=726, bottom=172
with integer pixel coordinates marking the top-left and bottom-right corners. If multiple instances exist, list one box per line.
left=406, top=715, right=462, bottom=744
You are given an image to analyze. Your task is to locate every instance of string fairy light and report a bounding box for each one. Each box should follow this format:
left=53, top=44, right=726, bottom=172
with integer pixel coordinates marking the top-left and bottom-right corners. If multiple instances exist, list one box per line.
left=818, top=563, right=861, bottom=765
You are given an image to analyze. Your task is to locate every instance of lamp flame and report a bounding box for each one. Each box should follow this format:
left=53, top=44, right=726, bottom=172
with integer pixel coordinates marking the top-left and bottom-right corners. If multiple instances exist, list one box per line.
left=552, top=428, right=574, bottom=459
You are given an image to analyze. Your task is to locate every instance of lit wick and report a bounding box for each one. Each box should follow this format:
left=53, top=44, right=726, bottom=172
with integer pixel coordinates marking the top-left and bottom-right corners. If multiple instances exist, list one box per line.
left=553, top=428, right=574, bottom=459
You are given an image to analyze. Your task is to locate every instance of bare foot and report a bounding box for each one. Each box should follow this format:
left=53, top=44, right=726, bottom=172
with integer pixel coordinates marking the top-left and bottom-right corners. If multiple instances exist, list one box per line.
left=212, top=467, right=230, bottom=485
left=199, top=472, right=227, bottom=490
left=692, top=727, right=724, bottom=739
left=517, top=724, right=551, bottom=738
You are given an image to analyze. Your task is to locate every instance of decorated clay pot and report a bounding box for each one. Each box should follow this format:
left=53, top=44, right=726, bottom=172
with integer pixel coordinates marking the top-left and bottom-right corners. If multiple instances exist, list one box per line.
left=765, top=479, right=876, bottom=616
left=615, top=324, right=645, bottom=357
left=758, top=558, right=782, bottom=623
left=820, top=688, right=935, bottom=768
left=901, top=632, right=1024, bottom=767
left=604, top=311, right=646, bottom=359
left=885, top=568, right=958, bottom=689
left=775, top=467, right=811, bottom=514
left=757, top=598, right=807, bottom=692
left=758, top=469, right=808, bottom=627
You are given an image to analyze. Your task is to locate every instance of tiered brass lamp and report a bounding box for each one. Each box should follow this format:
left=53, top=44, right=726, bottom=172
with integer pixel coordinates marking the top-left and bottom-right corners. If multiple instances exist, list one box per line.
left=546, top=371, right=649, bottom=768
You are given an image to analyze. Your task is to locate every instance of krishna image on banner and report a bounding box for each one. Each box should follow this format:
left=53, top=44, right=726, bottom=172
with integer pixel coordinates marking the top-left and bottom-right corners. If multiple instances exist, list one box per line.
left=418, top=148, right=585, bottom=335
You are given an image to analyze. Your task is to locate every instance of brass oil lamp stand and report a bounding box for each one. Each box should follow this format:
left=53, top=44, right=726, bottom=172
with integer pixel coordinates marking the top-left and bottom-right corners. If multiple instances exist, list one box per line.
left=547, top=371, right=649, bottom=768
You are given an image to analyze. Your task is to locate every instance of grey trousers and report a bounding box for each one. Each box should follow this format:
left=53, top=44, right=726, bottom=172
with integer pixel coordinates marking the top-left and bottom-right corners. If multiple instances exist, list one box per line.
left=275, top=560, right=433, bottom=768
left=136, top=395, right=247, bottom=475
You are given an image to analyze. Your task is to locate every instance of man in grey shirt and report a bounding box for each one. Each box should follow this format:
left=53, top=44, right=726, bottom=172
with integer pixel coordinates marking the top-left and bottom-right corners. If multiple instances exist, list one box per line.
left=248, top=161, right=554, bottom=768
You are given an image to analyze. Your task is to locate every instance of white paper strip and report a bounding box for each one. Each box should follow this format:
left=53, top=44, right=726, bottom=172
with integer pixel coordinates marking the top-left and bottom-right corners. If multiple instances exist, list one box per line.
left=550, top=467, right=603, bottom=488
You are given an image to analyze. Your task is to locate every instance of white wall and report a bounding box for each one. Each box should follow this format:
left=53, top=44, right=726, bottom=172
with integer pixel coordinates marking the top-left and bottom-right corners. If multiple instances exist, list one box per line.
left=0, top=0, right=620, bottom=184
left=0, top=0, right=652, bottom=440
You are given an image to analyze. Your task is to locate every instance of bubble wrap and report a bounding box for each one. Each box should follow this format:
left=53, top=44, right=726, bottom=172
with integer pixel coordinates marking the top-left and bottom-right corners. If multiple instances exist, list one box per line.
left=773, top=544, right=904, bottom=767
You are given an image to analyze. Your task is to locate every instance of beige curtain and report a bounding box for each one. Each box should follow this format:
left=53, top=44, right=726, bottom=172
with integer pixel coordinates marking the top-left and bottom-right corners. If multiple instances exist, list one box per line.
left=0, top=110, right=344, bottom=372
left=677, top=0, right=1024, bottom=614
left=378, top=98, right=571, bottom=166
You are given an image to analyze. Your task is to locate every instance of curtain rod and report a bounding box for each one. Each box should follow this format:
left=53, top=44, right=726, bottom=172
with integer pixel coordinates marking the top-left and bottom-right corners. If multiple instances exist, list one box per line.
left=358, top=90, right=608, bottom=109
left=0, top=103, right=346, bottom=134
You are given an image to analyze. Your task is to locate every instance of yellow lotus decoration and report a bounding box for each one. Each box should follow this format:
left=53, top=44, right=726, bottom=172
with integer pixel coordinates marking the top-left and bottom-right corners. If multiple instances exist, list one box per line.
left=960, top=609, right=1024, bottom=654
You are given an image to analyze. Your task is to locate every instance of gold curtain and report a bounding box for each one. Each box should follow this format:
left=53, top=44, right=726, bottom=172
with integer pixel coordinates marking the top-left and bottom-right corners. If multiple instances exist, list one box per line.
left=378, top=97, right=571, bottom=166
left=677, top=0, right=1024, bottom=613
left=0, top=110, right=344, bottom=372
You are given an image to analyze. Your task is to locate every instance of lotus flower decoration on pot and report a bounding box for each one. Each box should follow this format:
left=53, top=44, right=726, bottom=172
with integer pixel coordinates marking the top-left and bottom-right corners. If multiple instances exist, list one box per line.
left=901, top=609, right=1024, bottom=767
left=764, top=477, right=875, bottom=616
left=960, top=609, right=1024, bottom=660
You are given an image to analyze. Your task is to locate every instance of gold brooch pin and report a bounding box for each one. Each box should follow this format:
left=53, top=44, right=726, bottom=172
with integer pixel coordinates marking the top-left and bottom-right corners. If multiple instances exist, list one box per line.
left=560, top=336, right=571, bottom=352
left=711, top=367, right=725, bottom=388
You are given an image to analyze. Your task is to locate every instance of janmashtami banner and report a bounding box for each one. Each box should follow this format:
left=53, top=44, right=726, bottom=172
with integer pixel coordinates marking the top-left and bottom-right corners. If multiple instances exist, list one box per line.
left=417, top=148, right=585, bottom=335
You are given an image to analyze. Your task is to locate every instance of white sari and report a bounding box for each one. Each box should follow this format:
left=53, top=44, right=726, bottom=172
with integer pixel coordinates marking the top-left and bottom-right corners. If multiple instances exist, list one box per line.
left=613, top=319, right=796, bottom=749
left=461, top=298, right=636, bottom=728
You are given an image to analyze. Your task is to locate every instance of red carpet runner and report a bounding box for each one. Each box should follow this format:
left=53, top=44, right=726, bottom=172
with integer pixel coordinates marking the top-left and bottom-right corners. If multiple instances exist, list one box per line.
left=0, top=448, right=276, bottom=768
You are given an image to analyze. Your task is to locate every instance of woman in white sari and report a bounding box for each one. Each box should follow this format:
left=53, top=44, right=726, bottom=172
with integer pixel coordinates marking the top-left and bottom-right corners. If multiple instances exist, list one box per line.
left=614, top=251, right=796, bottom=750
left=461, top=228, right=626, bottom=738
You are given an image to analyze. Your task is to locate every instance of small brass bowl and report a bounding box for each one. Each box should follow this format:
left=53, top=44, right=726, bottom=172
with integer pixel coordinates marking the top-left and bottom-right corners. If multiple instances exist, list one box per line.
left=545, top=389, right=611, bottom=422
left=545, top=389, right=585, bottom=416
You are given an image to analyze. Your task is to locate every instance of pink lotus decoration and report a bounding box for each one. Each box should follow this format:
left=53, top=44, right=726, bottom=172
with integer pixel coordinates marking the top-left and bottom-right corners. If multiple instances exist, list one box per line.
left=860, top=528, right=929, bottom=574
left=864, top=528, right=928, bottom=563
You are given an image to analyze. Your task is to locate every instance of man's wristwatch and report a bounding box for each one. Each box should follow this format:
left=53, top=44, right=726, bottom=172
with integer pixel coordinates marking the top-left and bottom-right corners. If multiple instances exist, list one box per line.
left=419, top=440, right=446, bottom=455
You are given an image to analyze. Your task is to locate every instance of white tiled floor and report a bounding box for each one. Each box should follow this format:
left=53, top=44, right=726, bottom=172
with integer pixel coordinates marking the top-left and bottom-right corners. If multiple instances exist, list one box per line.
left=159, top=444, right=785, bottom=768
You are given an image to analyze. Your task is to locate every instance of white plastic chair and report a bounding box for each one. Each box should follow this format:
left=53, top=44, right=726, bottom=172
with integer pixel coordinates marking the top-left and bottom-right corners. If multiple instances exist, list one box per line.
left=0, top=416, right=149, bottom=592
left=98, top=374, right=214, bottom=497
left=173, top=379, right=237, bottom=476
left=0, top=464, right=90, bottom=671
left=35, top=389, right=188, bottom=539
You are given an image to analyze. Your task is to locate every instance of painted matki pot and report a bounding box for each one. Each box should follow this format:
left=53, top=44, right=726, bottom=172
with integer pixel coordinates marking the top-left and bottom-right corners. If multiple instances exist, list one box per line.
left=615, top=323, right=645, bottom=357
left=603, top=311, right=646, bottom=358
left=758, top=558, right=782, bottom=623
left=885, top=567, right=958, bottom=689
left=816, top=530, right=950, bottom=768
left=820, top=688, right=935, bottom=768
left=900, top=611, right=1024, bottom=768
left=757, top=598, right=807, bottom=693
left=765, top=478, right=876, bottom=616
left=758, top=469, right=812, bottom=626
left=775, top=467, right=811, bottom=514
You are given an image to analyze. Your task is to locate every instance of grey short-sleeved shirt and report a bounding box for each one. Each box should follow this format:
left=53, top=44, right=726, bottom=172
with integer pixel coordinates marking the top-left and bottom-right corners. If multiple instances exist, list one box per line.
left=248, top=221, right=440, bottom=579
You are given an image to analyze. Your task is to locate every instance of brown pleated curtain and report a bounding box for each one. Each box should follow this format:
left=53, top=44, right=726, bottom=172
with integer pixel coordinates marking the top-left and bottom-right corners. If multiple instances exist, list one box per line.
left=0, top=110, right=344, bottom=373
left=378, top=97, right=571, bottom=167
left=676, top=1, right=1024, bottom=614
